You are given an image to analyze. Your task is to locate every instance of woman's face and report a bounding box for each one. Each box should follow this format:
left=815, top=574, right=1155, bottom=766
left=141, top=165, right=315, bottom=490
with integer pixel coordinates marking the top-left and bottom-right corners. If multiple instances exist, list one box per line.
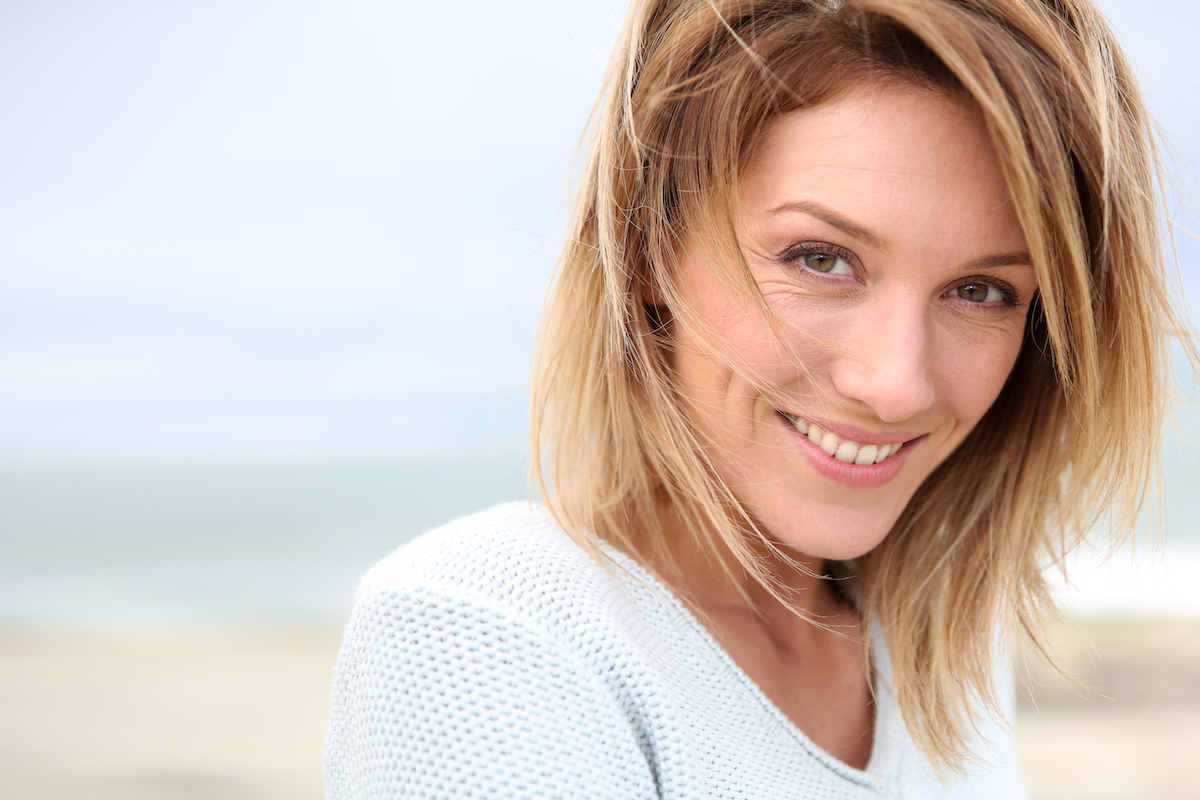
left=671, top=82, right=1038, bottom=561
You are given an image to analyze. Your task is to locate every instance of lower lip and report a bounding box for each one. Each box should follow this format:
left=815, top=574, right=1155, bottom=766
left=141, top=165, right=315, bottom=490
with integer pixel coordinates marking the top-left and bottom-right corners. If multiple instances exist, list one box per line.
left=778, top=412, right=918, bottom=489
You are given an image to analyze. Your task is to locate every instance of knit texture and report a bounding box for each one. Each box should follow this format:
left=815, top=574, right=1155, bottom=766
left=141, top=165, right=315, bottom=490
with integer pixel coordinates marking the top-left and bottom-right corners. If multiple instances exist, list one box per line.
left=324, top=503, right=1029, bottom=798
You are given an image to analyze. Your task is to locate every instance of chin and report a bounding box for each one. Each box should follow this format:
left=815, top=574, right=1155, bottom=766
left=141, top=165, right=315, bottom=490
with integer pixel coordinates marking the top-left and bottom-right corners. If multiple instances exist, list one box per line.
left=758, top=501, right=902, bottom=563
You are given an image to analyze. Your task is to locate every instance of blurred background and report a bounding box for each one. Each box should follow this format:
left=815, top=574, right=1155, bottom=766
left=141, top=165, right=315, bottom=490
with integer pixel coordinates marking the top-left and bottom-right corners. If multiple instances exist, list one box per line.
left=0, top=1, right=1196, bottom=798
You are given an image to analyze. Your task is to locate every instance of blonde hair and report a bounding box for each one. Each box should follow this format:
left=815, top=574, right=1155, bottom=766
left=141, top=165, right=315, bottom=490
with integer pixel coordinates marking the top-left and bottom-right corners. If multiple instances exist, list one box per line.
left=531, top=0, right=1193, bottom=771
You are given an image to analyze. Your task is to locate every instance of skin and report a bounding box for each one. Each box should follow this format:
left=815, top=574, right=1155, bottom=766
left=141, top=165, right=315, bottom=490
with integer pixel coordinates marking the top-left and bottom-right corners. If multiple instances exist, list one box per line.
left=656, top=82, right=1038, bottom=769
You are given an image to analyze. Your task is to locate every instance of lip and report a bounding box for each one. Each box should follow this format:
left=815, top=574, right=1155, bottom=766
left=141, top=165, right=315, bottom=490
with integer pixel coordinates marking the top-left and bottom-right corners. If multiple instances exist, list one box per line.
left=777, top=411, right=922, bottom=489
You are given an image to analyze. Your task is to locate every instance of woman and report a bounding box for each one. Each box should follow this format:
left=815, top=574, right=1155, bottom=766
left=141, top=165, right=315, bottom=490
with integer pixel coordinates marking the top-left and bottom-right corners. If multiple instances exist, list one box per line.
left=325, top=0, right=1191, bottom=796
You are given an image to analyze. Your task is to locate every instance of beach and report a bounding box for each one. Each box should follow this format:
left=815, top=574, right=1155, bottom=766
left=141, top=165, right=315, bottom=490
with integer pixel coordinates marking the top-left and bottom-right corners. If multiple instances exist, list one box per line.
left=2, top=617, right=1197, bottom=799
left=0, top=628, right=336, bottom=800
left=1016, top=616, right=1200, bottom=799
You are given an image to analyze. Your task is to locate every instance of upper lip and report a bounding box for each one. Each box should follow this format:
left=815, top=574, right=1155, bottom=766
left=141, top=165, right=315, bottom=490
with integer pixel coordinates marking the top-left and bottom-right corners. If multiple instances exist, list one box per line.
left=779, top=410, right=923, bottom=447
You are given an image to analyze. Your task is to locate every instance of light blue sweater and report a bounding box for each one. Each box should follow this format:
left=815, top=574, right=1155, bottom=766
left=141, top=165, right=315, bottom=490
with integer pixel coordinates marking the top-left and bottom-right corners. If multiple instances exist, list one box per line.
left=324, top=503, right=1028, bottom=798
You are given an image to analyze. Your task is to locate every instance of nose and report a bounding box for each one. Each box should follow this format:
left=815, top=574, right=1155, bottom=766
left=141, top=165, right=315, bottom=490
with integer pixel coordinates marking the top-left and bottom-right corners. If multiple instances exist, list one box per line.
left=828, top=299, right=935, bottom=423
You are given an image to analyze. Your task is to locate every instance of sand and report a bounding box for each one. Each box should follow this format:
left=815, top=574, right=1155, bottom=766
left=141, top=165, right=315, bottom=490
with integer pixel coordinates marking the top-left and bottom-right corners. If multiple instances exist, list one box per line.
left=1, top=618, right=1197, bottom=799
left=1016, top=617, right=1200, bottom=800
left=0, top=628, right=337, bottom=800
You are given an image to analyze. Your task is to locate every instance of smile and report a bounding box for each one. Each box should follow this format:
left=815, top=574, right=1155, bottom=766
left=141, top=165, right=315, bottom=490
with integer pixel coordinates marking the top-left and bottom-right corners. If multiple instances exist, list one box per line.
left=779, top=412, right=906, bottom=466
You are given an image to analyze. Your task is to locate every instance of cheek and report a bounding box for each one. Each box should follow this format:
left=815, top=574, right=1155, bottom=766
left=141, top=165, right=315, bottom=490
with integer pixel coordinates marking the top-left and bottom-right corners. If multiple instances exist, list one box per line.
left=672, top=281, right=795, bottom=398
left=672, top=315, right=780, bottom=407
left=934, top=325, right=1027, bottom=424
left=667, top=311, right=748, bottom=424
left=736, top=288, right=837, bottom=376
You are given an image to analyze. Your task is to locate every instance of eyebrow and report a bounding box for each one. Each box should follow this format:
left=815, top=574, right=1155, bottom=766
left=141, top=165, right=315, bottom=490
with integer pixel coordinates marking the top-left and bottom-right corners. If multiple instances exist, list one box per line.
left=767, top=200, right=887, bottom=251
left=961, top=251, right=1035, bottom=271
left=767, top=200, right=1033, bottom=270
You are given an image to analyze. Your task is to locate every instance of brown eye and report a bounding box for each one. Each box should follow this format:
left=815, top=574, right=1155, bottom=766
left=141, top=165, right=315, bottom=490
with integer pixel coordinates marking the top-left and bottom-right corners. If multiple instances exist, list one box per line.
left=955, top=282, right=998, bottom=303
left=802, top=252, right=850, bottom=275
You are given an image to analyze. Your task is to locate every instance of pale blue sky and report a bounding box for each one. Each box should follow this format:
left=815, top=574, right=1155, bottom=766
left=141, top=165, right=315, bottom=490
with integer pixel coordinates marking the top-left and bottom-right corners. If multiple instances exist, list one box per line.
left=0, top=0, right=1195, bottom=467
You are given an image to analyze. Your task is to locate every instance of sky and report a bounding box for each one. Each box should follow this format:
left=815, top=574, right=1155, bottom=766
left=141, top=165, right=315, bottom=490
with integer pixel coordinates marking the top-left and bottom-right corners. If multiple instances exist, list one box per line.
left=0, top=0, right=1196, bottom=468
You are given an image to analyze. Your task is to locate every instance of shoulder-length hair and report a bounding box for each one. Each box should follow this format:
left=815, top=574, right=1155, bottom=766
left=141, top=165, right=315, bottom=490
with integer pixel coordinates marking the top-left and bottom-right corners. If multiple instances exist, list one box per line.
left=531, top=0, right=1191, bottom=771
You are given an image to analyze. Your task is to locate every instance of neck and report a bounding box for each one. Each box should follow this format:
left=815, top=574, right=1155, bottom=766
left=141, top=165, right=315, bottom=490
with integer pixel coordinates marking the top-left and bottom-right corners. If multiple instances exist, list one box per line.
left=634, top=499, right=858, bottom=637
left=626, top=497, right=875, bottom=771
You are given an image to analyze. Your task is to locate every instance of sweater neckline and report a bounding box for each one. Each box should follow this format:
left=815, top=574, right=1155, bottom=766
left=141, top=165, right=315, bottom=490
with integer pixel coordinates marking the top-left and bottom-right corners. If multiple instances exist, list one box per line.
left=574, top=524, right=903, bottom=790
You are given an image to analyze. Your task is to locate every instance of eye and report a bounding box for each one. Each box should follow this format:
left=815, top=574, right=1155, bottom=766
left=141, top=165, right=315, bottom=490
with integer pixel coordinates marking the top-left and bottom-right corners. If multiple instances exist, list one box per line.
left=782, top=244, right=856, bottom=277
left=803, top=253, right=850, bottom=274
left=951, top=281, right=1008, bottom=304
left=945, top=277, right=1026, bottom=309
left=954, top=282, right=999, bottom=303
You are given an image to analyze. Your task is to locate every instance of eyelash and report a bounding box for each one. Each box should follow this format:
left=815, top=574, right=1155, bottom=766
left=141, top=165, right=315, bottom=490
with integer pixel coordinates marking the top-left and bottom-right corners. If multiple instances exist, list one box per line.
left=780, top=242, right=858, bottom=275
left=778, top=241, right=1024, bottom=308
left=950, top=277, right=1023, bottom=308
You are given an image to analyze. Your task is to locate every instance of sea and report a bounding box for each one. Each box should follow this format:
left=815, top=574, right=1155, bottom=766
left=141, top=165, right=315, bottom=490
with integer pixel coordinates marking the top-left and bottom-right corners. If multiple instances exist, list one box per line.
left=2, top=439, right=1198, bottom=633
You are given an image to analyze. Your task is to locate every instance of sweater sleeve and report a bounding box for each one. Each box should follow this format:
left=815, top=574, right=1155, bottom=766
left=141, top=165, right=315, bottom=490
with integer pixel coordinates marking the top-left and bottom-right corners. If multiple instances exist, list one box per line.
left=323, top=583, right=661, bottom=800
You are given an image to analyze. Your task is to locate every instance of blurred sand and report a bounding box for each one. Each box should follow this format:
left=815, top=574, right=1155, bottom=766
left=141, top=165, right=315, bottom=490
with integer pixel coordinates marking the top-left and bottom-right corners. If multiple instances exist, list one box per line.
left=0, top=628, right=338, bottom=800
left=1016, top=617, right=1200, bottom=800
left=0, top=618, right=1197, bottom=799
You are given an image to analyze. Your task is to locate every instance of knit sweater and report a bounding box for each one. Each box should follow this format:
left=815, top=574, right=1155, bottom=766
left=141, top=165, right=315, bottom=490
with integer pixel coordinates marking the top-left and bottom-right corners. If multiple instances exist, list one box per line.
left=324, top=503, right=1029, bottom=798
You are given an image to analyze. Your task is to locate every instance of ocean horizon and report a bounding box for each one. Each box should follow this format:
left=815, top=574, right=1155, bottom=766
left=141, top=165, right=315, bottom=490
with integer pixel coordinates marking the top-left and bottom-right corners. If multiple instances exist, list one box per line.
left=2, top=435, right=1198, bottom=632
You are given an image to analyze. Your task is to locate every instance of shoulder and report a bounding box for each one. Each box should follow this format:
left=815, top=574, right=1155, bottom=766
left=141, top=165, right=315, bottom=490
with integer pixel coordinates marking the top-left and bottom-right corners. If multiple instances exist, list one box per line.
left=355, top=502, right=619, bottom=618
left=325, top=504, right=663, bottom=798
left=345, top=502, right=671, bottom=667
left=362, top=502, right=590, bottom=586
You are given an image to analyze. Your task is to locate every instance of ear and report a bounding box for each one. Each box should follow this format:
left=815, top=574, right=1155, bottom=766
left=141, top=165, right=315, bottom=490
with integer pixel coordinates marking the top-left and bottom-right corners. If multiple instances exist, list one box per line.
left=639, top=269, right=667, bottom=308
left=638, top=270, right=671, bottom=333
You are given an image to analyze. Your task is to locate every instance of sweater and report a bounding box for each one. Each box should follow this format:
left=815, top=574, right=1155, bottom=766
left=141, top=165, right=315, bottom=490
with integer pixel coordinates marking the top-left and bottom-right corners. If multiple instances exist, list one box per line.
left=324, top=502, right=1029, bottom=798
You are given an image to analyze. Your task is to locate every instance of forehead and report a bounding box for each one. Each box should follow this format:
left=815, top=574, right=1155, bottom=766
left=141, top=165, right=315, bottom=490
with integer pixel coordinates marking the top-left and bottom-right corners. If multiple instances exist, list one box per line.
left=735, top=82, right=1026, bottom=260
left=743, top=83, right=996, bottom=198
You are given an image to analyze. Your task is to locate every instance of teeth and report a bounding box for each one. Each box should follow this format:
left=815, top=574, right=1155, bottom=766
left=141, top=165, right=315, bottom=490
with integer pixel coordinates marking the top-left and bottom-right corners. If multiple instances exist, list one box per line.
left=807, top=423, right=823, bottom=448
left=834, top=441, right=858, bottom=463
left=784, top=413, right=906, bottom=466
